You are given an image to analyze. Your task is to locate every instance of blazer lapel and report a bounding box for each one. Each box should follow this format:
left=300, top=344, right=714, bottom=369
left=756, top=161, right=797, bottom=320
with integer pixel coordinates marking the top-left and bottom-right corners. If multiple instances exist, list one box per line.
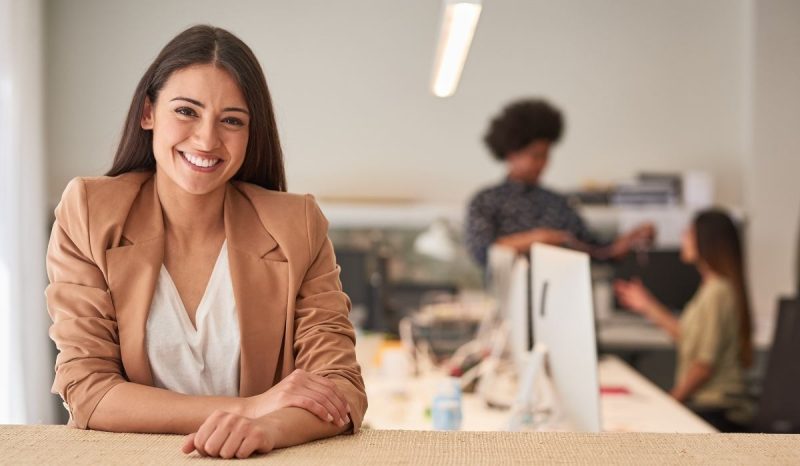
left=224, top=184, right=288, bottom=397
left=106, top=176, right=164, bottom=387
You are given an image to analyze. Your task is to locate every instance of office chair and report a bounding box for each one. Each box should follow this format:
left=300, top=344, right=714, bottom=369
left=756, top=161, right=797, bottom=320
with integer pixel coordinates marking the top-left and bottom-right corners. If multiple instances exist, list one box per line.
left=752, top=297, right=800, bottom=433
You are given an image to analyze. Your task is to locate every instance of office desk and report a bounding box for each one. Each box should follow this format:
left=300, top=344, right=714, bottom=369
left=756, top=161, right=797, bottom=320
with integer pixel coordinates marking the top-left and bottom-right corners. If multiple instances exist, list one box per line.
left=1, top=425, right=798, bottom=465
left=364, top=356, right=715, bottom=433
left=597, top=314, right=674, bottom=350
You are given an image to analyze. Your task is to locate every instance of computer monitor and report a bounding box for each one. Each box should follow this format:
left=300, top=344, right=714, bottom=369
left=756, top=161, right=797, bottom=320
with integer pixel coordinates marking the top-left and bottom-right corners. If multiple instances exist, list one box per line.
left=613, top=249, right=700, bottom=313
left=487, top=244, right=518, bottom=315
left=530, top=244, right=602, bottom=432
left=506, top=256, right=530, bottom=373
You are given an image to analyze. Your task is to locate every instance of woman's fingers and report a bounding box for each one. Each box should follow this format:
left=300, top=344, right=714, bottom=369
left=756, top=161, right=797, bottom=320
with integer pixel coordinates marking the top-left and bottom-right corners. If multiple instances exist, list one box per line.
left=191, top=410, right=226, bottom=456
left=302, top=378, right=350, bottom=424
left=183, top=411, right=270, bottom=459
left=252, top=369, right=350, bottom=426
left=203, top=423, right=233, bottom=457
left=218, top=429, right=246, bottom=460
left=615, top=279, right=654, bottom=314
left=614, top=280, right=639, bottom=310
left=181, top=433, right=196, bottom=454
left=236, top=434, right=269, bottom=459
left=290, top=393, right=334, bottom=422
left=288, top=370, right=350, bottom=424
left=305, top=372, right=350, bottom=414
left=301, top=386, right=348, bottom=426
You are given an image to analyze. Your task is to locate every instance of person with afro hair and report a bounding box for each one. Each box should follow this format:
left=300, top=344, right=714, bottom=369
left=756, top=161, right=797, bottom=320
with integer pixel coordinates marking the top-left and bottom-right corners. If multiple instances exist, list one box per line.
left=465, top=98, right=654, bottom=266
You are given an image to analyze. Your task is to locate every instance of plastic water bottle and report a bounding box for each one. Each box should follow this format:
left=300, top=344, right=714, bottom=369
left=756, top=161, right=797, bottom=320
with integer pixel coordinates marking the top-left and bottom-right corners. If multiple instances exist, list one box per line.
left=432, top=377, right=462, bottom=430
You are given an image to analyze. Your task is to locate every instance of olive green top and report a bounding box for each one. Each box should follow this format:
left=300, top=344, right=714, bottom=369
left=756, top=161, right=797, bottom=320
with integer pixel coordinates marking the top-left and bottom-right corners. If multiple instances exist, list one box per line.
left=677, top=276, right=749, bottom=416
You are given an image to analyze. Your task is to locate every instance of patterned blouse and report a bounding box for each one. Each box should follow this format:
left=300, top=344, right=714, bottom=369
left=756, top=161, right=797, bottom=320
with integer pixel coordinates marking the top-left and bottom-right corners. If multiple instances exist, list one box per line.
left=465, top=179, right=606, bottom=266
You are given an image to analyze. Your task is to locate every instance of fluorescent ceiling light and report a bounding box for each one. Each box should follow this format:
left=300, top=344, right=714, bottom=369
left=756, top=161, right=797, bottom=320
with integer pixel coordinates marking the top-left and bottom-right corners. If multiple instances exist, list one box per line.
left=431, top=0, right=482, bottom=98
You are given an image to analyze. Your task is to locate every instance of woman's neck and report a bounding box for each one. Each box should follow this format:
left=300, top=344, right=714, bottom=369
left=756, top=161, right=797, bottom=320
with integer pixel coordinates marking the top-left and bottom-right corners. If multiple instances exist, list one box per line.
left=697, top=261, right=720, bottom=284
left=506, top=172, right=539, bottom=185
left=156, top=172, right=226, bottom=245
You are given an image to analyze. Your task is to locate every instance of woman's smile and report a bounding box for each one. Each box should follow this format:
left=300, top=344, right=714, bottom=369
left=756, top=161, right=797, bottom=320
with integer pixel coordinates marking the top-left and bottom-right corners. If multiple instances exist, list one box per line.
left=178, top=150, right=224, bottom=173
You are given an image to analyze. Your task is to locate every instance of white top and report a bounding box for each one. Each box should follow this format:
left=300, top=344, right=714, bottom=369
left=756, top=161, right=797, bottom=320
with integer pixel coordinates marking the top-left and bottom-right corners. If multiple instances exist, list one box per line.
left=145, top=240, right=241, bottom=396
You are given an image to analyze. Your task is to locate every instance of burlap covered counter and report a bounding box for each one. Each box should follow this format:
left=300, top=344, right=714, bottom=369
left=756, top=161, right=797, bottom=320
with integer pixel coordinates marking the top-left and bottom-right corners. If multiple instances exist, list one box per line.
left=1, top=425, right=798, bottom=465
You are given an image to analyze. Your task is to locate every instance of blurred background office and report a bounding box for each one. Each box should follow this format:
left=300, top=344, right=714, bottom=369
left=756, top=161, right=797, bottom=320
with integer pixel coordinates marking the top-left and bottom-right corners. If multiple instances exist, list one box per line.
left=1, top=0, right=799, bottom=429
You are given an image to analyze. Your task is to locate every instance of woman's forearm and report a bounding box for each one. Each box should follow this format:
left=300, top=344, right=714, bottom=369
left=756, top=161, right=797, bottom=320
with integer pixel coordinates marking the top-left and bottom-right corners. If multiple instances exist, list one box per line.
left=260, top=407, right=349, bottom=449
left=89, top=382, right=247, bottom=434
left=495, top=231, right=537, bottom=253
left=645, top=303, right=681, bottom=341
left=495, top=228, right=571, bottom=253
left=671, top=361, right=713, bottom=402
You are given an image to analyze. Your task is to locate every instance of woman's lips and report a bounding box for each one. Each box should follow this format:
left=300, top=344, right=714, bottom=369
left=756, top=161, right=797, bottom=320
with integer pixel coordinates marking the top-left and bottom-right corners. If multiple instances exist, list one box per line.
left=178, top=150, right=224, bottom=173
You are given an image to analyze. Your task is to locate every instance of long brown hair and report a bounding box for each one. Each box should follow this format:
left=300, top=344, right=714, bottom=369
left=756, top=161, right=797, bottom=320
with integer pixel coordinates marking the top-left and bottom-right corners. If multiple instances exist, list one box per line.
left=106, top=25, right=286, bottom=191
left=694, top=209, right=753, bottom=367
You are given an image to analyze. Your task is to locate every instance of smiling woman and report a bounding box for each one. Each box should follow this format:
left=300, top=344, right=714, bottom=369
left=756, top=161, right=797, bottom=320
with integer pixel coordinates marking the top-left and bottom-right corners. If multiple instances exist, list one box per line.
left=106, top=25, right=285, bottom=192
left=141, top=65, right=251, bottom=194
left=45, top=25, right=366, bottom=460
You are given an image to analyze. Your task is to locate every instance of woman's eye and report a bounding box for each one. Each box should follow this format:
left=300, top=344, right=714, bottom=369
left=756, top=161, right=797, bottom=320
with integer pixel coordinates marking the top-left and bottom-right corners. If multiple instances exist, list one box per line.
left=175, top=107, right=197, bottom=117
left=222, top=117, right=245, bottom=127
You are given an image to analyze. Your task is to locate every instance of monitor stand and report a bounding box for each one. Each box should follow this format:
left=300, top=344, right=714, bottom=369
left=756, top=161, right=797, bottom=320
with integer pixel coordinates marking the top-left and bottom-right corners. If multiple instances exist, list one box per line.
left=508, top=343, right=561, bottom=431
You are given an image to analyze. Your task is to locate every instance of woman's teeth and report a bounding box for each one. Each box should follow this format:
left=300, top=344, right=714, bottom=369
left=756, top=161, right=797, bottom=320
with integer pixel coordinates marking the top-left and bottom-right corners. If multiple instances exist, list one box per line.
left=182, top=151, right=221, bottom=168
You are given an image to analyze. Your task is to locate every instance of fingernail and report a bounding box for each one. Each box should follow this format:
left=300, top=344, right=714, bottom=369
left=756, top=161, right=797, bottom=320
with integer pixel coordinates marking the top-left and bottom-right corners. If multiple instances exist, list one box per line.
left=327, top=413, right=334, bottom=422
left=345, top=415, right=350, bottom=424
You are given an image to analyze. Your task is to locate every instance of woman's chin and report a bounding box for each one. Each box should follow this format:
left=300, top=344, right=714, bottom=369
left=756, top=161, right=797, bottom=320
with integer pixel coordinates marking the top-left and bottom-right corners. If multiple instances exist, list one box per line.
left=165, top=174, right=225, bottom=197
left=172, top=167, right=229, bottom=196
left=179, top=181, right=224, bottom=196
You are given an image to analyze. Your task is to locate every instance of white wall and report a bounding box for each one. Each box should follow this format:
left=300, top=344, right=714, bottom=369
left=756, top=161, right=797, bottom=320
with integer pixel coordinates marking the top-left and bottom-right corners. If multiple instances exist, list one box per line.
left=745, top=0, right=800, bottom=344
left=45, top=0, right=749, bottom=208
left=44, top=0, right=797, bottom=342
left=1, top=0, right=56, bottom=423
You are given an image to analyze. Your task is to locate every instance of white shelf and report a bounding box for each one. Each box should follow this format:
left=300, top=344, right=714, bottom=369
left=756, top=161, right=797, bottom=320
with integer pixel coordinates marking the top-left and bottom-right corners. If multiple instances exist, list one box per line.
left=318, top=200, right=465, bottom=229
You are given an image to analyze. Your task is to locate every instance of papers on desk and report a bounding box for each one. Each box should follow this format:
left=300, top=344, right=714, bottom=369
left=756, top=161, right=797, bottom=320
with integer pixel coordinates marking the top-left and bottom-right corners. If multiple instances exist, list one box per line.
left=600, top=386, right=632, bottom=396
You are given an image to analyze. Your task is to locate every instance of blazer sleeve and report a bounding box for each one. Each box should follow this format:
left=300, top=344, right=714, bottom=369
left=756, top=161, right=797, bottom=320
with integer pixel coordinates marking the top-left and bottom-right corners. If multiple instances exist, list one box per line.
left=45, top=178, right=126, bottom=429
left=292, top=194, right=368, bottom=433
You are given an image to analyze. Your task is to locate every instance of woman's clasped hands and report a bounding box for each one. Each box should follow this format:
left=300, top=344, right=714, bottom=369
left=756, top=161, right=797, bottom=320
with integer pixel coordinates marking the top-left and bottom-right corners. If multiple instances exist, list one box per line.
left=182, top=369, right=351, bottom=459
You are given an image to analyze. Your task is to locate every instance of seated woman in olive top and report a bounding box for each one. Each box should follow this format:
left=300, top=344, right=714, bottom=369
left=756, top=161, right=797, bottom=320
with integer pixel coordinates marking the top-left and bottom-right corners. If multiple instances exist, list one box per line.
left=615, top=209, right=754, bottom=432
left=466, top=99, right=654, bottom=266
left=45, top=26, right=366, bottom=459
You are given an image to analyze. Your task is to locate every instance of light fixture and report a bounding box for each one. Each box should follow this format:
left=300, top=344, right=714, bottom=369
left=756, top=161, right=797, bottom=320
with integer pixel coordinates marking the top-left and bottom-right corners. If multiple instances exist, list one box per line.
left=414, top=218, right=458, bottom=261
left=430, top=0, right=482, bottom=98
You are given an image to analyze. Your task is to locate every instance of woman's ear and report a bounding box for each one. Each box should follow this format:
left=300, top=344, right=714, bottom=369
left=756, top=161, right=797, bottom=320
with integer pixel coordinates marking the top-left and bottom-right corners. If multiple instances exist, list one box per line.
left=141, top=97, right=154, bottom=130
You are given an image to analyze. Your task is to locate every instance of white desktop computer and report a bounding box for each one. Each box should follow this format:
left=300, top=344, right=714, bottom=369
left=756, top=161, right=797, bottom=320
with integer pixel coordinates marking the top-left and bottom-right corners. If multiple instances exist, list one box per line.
left=513, top=243, right=602, bottom=432
left=476, top=252, right=530, bottom=405
left=506, top=256, right=531, bottom=373
left=486, top=244, right=518, bottom=316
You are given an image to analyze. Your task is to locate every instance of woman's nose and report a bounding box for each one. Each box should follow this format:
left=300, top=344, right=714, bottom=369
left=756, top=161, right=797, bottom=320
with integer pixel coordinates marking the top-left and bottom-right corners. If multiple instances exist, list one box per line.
left=193, top=117, right=220, bottom=151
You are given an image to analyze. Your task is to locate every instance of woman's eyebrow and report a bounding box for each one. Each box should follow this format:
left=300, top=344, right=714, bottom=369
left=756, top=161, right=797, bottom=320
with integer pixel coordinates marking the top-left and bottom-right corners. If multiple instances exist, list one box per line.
left=169, top=96, right=250, bottom=115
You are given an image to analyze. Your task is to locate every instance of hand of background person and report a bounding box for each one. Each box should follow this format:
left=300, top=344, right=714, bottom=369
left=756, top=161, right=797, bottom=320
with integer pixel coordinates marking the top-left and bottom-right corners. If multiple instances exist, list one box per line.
left=614, top=278, right=659, bottom=316
left=627, top=222, right=656, bottom=248
left=607, top=222, right=656, bottom=258
left=668, top=387, right=686, bottom=402
left=242, top=369, right=350, bottom=427
left=182, top=410, right=275, bottom=459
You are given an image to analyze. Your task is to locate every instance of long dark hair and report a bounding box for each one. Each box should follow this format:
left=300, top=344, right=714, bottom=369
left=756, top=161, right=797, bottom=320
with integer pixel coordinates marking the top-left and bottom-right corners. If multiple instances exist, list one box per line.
left=106, top=25, right=286, bottom=191
left=694, top=209, right=753, bottom=368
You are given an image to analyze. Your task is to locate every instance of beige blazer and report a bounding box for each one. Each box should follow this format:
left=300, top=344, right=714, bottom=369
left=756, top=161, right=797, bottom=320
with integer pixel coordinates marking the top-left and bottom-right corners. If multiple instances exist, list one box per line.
left=45, top=171, right=367, bottom=431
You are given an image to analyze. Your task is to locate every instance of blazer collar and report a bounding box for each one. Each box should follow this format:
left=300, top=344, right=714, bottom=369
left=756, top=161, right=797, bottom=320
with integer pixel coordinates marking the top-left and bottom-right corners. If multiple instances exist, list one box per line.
left=107, top=175, right=287, bottom=395
left=118, top=176, right=279, bottom=256
left=223, top=183, right=279, bottom=260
